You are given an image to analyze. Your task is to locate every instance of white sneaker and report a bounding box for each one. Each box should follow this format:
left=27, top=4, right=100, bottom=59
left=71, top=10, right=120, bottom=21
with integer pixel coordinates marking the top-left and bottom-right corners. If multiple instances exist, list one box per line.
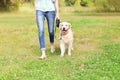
left=39, top=55, right=46, bottom=59
left=50, top=44, right=55, bottom=53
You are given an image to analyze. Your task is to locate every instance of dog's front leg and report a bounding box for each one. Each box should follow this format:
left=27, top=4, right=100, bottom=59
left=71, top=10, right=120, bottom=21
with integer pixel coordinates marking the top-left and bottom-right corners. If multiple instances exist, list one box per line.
left=68, top=42, right=73, bottom=56
left=60, top=41, right=65, bottom=57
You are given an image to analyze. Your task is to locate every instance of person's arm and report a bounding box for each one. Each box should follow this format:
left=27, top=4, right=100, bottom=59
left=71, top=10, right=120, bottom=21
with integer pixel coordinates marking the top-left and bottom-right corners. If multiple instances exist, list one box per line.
left=34, top=0, right=36, bottom=22
left=55, top=0, right=60, bottom=19
left=34, top=0, right=36, bottom=11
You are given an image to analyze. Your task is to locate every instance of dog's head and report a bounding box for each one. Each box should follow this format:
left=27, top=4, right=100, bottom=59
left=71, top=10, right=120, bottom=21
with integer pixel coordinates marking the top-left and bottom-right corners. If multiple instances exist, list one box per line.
left=59, top=22, right=71, bottom=34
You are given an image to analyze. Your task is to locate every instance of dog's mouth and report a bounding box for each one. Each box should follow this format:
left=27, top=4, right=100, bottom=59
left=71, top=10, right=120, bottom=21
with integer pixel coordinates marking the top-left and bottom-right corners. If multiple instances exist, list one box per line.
left=62, top=29, right=67, bottom=32
left=61, top=29, right=68, bottom=35
left=62, top=28, right=68, bottom=32
left=62, top=29, right=68, bottom=33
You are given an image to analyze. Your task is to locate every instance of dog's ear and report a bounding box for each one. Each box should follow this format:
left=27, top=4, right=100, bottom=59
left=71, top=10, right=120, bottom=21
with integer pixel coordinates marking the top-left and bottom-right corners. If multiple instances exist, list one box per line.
left=68, top=23, right=71, bottom=29
left=59, top=23, right=62, bottom=29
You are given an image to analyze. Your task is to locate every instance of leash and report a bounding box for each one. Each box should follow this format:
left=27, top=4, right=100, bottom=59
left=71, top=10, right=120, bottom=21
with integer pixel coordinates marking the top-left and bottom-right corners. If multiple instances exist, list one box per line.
left=54, top=19, right=60, bottom=40
left=54, top=23, right=57, bottom=39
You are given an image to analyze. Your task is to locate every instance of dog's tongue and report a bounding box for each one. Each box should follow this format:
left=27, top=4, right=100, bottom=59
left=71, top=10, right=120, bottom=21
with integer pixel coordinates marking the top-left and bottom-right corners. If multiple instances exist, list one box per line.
left=62, top=30, right=67, bottom=35
left=62, top=30, right=66, bottom=33
left=62, top=29, right=67, bottom=31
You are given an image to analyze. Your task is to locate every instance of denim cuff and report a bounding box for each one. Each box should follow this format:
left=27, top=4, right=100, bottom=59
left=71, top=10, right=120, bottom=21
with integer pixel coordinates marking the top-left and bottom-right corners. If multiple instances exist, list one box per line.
left=41, top=48, right=46, bottom=51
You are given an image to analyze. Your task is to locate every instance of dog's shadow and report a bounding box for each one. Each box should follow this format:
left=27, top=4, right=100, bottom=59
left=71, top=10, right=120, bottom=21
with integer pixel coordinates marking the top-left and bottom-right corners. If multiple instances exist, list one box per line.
left=52, top=47, right=71, bottom=56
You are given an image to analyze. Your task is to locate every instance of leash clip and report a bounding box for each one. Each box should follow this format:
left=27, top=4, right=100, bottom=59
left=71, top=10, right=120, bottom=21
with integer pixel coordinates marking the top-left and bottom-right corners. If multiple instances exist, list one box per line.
left=59, top=37, right=62, bottom=40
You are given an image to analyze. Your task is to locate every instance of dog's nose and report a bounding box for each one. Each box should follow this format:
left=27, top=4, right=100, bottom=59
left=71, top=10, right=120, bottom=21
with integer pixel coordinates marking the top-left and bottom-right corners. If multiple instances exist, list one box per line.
left=63, top=27, right=65, bottom=30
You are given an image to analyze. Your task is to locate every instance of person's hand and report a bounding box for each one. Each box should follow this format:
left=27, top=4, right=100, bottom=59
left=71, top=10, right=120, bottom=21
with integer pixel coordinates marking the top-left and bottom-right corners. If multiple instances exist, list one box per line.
left=56, top=18, right=60, bottom=28
left=55, top=16, right=59, bottom=20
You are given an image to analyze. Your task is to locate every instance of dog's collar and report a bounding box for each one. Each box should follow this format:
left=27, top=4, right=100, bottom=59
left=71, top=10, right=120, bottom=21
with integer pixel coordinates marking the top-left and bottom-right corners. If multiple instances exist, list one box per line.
left=59, top=37, right=62, bottom=40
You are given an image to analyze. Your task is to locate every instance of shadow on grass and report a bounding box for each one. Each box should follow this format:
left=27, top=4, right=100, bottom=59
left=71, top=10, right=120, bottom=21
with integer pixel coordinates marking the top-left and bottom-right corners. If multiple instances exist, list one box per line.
left=29, top=44, right=61, bottom=56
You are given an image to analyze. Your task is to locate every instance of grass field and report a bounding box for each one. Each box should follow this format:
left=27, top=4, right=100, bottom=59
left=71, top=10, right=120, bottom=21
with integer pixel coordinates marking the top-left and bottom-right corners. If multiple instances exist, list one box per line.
left=0, top=5, right=120, bottom=80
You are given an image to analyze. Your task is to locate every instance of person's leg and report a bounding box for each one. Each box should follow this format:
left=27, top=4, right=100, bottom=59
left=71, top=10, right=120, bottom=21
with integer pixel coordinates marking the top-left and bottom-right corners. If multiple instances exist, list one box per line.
left=36, top=10, right=46, bottom=58
left=45, top=11, right=55, bottom=53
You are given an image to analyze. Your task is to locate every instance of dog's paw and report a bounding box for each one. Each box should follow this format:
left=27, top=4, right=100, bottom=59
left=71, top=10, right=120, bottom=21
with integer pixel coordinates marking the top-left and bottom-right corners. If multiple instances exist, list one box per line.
left=68, top=53, right=71, bottom=56
left=39, top=55, right=46, bottom=59
left=60, top=54, right=64, bottom=57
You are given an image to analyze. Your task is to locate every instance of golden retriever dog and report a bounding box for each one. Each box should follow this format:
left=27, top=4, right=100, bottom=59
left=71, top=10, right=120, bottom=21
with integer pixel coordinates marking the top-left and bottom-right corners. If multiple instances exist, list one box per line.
left=59, top=22, right=73, bottom=57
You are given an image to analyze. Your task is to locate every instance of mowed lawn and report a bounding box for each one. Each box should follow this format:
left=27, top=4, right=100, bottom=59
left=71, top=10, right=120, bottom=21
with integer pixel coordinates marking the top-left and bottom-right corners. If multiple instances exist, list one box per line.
left=0, top=10, right=120, bottom=80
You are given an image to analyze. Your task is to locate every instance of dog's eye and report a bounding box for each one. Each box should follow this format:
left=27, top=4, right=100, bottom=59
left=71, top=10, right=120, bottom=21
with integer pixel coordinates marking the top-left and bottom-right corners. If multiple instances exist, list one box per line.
left=61, top=24, right=63, bottom=26
left=65, top=25, right=67, bottom=26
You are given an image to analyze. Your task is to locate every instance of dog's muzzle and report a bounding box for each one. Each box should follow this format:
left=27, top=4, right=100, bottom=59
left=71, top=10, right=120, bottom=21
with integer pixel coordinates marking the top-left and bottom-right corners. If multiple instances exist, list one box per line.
left=62, top=28, right=67, bottom=31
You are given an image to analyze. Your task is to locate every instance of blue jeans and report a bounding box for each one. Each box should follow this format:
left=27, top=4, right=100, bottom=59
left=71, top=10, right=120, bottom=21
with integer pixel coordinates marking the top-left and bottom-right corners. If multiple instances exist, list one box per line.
left=36, top=10, right=55, bottom=50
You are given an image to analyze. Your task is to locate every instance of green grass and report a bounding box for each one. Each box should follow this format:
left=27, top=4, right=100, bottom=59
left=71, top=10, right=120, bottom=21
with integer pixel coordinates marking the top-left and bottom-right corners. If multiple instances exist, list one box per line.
left=0, top=6, right=120, bottom=80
